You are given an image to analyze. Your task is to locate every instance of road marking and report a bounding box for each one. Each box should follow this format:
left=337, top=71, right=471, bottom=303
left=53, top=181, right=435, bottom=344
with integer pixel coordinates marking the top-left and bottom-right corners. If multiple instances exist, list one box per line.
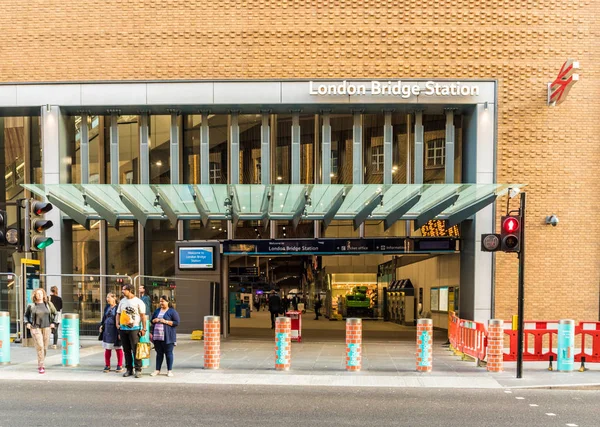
left=515, top=397, right=525, bottom=400
left=566, top=424, right=578, bottom=426
left=529, top=404, right=538, bottom=407
left=546, top=413, right=556, bottom=416
left=504, top=390, right=512, bottom=393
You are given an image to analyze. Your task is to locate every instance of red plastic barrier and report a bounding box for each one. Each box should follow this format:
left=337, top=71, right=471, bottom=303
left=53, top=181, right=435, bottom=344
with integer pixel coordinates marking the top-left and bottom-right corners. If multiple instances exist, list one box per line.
left=448, top=311, right=460, bottom=349
left=575, top=322, right=600, bottom=363
left=502, top=320, right=559, bottom=362
left=447, top=312, right=487, bottom=361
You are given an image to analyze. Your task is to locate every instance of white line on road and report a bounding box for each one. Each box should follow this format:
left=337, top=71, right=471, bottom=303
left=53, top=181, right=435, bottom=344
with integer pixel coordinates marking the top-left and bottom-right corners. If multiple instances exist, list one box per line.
left=566, top=424, right=578, bottom=426
left=515, top=397, right=525, bottom=400
left=546, top=413, right=556, bottom=416
left=504, top=390, right=512, bottom=393
left=529, top=404, right=538, bottom=407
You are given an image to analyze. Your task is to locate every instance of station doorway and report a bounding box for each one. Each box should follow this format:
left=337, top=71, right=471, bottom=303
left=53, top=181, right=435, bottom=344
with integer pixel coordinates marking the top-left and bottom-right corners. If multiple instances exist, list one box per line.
left=226, top=251, right=460, bottom=343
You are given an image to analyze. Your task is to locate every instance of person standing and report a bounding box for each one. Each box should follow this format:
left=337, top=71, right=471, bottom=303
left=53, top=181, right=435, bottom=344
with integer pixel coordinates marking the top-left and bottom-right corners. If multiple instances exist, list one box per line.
left=99, top=293, right=124, bottom=373
left=25, top=288, right=57, bottom=374
left=149, top=295, right=180, bottom=377
left=49, top=286, right=63, bottom=349
left=292, top=294, right=299, bottom=311
left=116, top=284, right=147, bottom=378
left=139, top=284, right=152, bottom=317
left=268, top=290, right=282, bottom=329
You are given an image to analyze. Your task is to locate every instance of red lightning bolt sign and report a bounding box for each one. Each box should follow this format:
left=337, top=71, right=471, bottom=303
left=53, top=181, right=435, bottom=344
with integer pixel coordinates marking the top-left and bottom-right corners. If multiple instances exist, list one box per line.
left=549, top=59, right=580, bottom=106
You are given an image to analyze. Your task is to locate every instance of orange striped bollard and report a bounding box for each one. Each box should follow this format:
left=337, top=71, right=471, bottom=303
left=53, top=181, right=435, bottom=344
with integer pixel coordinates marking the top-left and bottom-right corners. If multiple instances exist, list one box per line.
left=416, top=318, right=433, bottom=372
left=487, top=319, right=504, bottom=372
left=346, top=318, right=362, bottom=371
left=203, top=316, right=220, bottom=370
left=275, top=317, right=291, bottom=370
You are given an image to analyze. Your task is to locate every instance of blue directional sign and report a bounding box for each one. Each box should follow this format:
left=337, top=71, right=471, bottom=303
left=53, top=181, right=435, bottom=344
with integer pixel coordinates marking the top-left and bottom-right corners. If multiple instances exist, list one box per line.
left=179, top=247, right=214, bottom=270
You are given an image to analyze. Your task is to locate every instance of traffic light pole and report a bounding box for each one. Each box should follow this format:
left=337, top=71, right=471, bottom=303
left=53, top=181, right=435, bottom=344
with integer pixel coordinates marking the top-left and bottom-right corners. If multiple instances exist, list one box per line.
left=516, top=192, right=526, bottom=379
left=24, top=198, right=31, bottom=253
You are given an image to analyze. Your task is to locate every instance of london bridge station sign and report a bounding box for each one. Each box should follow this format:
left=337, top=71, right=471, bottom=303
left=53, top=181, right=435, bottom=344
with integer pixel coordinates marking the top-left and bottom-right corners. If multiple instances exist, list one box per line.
left=223, top=238, right=459, bottom=256
left=309, top=80, right=480, bottom=98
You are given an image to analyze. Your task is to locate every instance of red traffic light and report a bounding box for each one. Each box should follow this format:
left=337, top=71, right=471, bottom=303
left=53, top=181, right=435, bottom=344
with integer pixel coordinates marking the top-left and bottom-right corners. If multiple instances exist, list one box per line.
left=502, top=216, right=520, bottom=233
left=31, top=201, right=53, bottom=216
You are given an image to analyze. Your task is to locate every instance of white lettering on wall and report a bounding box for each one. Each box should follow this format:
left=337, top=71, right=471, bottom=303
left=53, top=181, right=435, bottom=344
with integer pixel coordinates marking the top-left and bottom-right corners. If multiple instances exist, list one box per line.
left=310, top=80, right=480, bottom=97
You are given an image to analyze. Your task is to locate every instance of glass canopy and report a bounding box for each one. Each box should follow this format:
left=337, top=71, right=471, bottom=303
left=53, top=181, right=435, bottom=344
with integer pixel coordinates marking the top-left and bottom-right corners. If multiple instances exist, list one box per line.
left=22, top=183, right=523, bottom=230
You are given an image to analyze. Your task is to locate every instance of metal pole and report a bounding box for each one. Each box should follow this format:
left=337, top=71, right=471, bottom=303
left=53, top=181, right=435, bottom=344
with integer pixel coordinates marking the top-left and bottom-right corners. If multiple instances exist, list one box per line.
left=516, top=192, right=526, bottom=379
left=24, top=199, right=31, bottom=253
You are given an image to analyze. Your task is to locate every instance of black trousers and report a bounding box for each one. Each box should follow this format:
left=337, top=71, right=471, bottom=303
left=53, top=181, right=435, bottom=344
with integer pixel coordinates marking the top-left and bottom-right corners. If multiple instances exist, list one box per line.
left=270, top=310, right=279, bottom=327
left=119, top=329, right=142, bottom=372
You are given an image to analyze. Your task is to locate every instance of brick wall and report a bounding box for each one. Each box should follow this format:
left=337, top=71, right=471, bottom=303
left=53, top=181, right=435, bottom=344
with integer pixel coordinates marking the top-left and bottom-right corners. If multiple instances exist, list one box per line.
left=1, top=0, right=598, bottom=320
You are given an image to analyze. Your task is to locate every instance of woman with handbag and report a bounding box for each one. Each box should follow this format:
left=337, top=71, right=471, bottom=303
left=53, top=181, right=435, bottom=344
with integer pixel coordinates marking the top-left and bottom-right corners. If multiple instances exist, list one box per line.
left=99, top=293, right=124, bottom=373
left=149, top=295, right=180, bottom=377
left=24, top=288, right=57, bottom=374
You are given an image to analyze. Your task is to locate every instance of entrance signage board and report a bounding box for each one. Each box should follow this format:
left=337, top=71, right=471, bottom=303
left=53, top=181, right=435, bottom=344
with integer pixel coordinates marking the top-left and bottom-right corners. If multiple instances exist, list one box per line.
left=223, top=238, right=458, bottom=255
left=309, top=80, right=480, bottom=98
left=178, top=246, right=214, bottom=270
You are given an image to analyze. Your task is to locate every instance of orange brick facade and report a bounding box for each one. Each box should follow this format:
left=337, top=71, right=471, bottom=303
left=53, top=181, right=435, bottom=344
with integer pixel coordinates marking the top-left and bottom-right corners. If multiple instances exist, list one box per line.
left=1, top=1, right=598, bottom=321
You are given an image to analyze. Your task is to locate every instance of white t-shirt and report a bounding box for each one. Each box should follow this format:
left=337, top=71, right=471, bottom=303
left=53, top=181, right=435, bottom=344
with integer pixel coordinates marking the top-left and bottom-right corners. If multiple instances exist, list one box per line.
left=116, top=297, right=146, bottom=330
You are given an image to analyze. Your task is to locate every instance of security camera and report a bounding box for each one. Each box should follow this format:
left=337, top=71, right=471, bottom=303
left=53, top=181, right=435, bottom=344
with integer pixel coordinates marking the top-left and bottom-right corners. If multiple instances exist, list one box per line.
left=545, top=215, right=559, bottom=227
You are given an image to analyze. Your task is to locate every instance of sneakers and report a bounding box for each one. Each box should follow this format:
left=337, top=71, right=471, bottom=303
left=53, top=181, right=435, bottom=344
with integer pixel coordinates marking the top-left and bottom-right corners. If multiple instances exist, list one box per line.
left=51, top=345, right=57, bottom=350
left=38, top=367, right=45, bottom=374
left=115, top=366, right=124, bottom=373
left=150, top=370, right=160, bottom=377
left=167, top=371, right=174, bottom=377
left=134, top=371, right=142, bottom=378
left=123, top=371, right=134, bottom=377
left=103, top=366, right=111, bottom=373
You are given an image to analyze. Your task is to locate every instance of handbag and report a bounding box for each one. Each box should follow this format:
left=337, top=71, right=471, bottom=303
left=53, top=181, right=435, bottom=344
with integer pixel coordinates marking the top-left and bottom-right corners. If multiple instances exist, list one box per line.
left=135, top=342, right=151, bottom=360
left=98, top=330, right=104, bottom=341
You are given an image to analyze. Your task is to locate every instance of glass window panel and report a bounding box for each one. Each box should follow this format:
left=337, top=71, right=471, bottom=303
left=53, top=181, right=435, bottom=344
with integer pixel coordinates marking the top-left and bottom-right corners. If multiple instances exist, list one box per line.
left=300, top=114, right=316, bottom=184
left=239, top=114, right=262, bottom=184
left=107, top=220, right=139, bottom=276
left=423, top=114, right=447, bottom=184
left=329, top=114, right=353, bottom=184
left=363, top=114, right=384, bottom=184
left=145, top=219, right=176, bottom=276
left=149, top=115, right=171, bottom=184
left=4, top=117, right=26, bottom=200
left=189, top=220, right=227, bottom=240
left=88, top=115, right=102, bottom=184
left=31, top=116, right=43, bottom=185
left=392, top=113, right=410, bottom=184
left=118, top=115, right=140, bottom=184
left=208, top=114, right=228, bottom=184
left=275, top=114, right=291, bottom=184
left=72, top=220, right=100, bottom=275
left=183, top=114, right=201, bottom=184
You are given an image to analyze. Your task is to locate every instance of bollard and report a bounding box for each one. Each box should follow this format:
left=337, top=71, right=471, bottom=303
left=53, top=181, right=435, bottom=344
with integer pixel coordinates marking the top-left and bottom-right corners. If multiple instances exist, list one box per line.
left=275, top=317, right=291, bottom=371
left=203, top=316, right=220, bottom=369
left=557, top=319, right=575, bottom=372
left=487, top=319, right=504, bottom=372
left=139, top=319, right=150, bottom=369
left=62, top=314, right=80, bottom=367
left=0, top=312, right=10, bottom=364
left=416, top=318, right=433, bottom=372
left=345, top=318, right=362, bottom=371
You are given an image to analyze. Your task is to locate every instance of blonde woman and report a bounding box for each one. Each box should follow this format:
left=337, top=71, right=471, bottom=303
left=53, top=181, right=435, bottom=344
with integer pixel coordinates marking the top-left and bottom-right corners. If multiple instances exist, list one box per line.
left=24, top=288, right=57, bottom=374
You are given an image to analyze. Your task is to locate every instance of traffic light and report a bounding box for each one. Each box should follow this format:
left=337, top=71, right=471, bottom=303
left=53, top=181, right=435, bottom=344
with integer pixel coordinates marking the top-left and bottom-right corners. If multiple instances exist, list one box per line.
left=0, top=210, right=6, bottom=245
left=29, top=200, right=54, bottom=251
left=500, top=215, right=521, bottom=253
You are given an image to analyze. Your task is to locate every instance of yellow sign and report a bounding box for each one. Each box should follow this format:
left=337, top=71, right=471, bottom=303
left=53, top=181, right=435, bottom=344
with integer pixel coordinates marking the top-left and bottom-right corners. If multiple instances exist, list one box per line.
left=420, top=220, right=460, bottom=237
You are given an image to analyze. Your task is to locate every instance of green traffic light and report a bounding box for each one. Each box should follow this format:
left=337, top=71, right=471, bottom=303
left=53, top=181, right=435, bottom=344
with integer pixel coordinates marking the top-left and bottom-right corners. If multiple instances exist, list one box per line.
left=33, top=237, right=54, bottom=250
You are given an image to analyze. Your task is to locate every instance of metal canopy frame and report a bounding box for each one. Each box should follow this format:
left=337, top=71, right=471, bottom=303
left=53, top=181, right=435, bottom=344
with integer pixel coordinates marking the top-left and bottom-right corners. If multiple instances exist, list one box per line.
left=22, top=183, right=522, bottom=230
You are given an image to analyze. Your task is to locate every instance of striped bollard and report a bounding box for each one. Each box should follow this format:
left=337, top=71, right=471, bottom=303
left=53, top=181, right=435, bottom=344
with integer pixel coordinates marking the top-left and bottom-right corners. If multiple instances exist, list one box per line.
left=275, top=317, right=291, bottom=371
left=416, top=318, right=432, bottom=372
left=487, top=319, right=504, bottom=372
left=0, top=312, right=10, bottom=364
left=203, top=316, right=220, bottom=369
left=345, top=318, right=362, bottom=371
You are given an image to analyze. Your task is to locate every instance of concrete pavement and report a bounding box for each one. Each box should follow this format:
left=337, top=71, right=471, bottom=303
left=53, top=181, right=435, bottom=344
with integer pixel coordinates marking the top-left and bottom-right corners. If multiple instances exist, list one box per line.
left=2, top=335, right=599, bottom=389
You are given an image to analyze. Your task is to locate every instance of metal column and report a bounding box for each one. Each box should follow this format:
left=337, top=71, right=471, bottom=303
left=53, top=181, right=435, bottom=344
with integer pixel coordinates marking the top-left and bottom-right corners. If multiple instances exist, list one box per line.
left=230, top=112, right=240, bottom=184
left=221, top=254, right=229, bottom=338
left=109, top=113, right=119, bottom=184
left=383, top=111, right=393, bottom=185
left=200, top=112, right=210, bottom=184
left=352, top=112, right=363, bottom=184
left=80, top=113, right=89, bottom=184
left=321, top=113, right=332, bottom=185
left=139, top=113, right=150, bottom=184
left=414, top=111, right=424, bottom=184
left=261, top=113, right=270, bottom=185
left=291, top=112, right=301, bottom=184
left=170, top=113, right=180, bottom=184
left=445, top=109, right=455, bottom=184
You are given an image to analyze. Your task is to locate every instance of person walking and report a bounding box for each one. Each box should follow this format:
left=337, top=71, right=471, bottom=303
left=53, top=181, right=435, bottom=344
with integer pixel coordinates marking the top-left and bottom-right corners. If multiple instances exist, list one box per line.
left=268, top=290, right=282, bottom=329
left=24, top=288, right=57, bottom=374
left=149, top=295, right=180, bottom=377
left=116, top=284, right=147, bottom=378
left=292, top=294, right=299, bottom=311
left=314, top=294, right=322, bottom=320
left=99, top=293, right=124, bottom=373
left=49, top=286, right=63, bottom=349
